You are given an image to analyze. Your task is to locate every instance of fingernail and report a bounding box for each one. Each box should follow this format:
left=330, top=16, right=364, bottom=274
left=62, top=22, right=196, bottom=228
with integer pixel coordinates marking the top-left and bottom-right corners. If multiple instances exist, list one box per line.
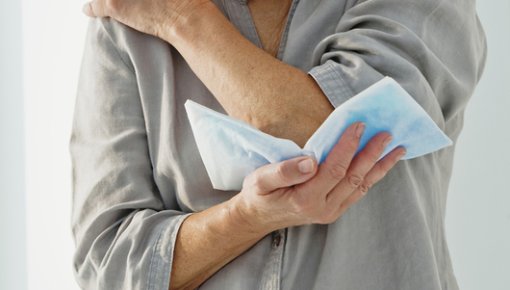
left=398, top=148, right=407, bottom=159
left=298, top=158, right=314, bottom=174
left=383, top=135, right=393, bottom=147
left=356, top=122, right=365, bottom=138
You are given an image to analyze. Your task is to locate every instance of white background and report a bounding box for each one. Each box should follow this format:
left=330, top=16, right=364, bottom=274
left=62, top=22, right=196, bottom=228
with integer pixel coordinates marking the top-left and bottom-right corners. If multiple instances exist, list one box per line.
left=0, top=1, right=509, bottom=290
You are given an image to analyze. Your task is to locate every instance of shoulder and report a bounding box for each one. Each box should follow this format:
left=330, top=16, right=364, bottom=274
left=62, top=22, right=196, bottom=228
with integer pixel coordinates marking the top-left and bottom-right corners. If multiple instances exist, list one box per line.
left=84, top=17, right=173, bottom=72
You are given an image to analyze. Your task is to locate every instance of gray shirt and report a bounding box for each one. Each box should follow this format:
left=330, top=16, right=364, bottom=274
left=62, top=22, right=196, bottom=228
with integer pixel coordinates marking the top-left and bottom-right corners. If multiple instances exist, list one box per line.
left=70, top=0, right=487, bottom=289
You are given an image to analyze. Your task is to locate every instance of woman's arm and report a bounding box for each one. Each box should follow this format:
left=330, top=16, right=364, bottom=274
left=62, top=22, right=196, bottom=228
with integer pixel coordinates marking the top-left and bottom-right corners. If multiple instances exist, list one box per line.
left=71, top=18, right=273, bottom=290
left=83, top=0, right=487, bottom=146
left=166, top=2, right=334, bottom=147
left=78, top=0, right=487, bottom=288
left=169, top=124, right=404, bottom=289
left=74, top=17, right=405, bottom=290
left=168, top=156, right=317, bottom=290
left=71, top=19, right=193, bottom=290
left=83, top=0, right=334, bottom=147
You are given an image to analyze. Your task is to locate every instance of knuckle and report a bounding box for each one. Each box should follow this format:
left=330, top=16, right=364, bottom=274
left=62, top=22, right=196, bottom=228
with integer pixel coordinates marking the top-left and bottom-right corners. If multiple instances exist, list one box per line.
left=241, top=173, right=254, bottom=189
left=251, top=178, right=265, bottom=192
left=275, top=164, right=290, bottom=183
left=347, top=174, right=363, bottom=188
left=316, top=216, right=327, bottom=224
left=317, top=212, right=336, bottom=224
left=289, top=193, right=308, bottom=212
left=328, top=162, right=348, bottom=180
left=291, top=193, right=323, bottom=222
left=293, top=194, right=314, bottom=215
left=105, top=0, right=119, bottom=12
left=243, top=173, right=263, bottom=192
left=359, top=181, right=372, bottom=193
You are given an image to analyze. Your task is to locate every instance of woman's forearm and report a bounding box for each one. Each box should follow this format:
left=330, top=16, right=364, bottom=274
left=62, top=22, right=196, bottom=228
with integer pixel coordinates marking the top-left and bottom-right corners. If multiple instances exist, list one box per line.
left=170, top=195, right=269, bottom=290
left=169, top=122, right=405, bottom=289
left=166, top=2, right=334, bottom=147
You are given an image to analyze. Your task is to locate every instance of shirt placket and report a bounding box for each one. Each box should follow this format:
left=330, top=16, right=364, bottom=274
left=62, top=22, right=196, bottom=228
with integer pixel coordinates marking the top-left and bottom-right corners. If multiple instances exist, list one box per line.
left=222, top=0, right=301, bottom=61
left=220, top=1, right=300, bottom=289
left=221, top=0, right=263, bottom=47
left=258, top=228, right=286, bottom=290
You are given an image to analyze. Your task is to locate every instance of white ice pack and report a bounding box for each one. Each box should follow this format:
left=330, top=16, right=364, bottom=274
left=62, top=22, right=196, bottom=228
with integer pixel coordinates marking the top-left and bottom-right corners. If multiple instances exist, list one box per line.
left=185, top=77, right=452, bottom=191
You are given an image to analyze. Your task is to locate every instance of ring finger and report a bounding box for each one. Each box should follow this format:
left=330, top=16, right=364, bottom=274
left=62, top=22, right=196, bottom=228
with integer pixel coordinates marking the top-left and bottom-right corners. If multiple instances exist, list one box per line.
left=336, top=146, right=406, bottom=216
left=326, top=131, right=393, bottom=206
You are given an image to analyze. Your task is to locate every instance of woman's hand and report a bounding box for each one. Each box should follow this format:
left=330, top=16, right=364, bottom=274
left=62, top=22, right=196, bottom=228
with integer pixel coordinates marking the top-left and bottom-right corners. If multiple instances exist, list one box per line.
left=82, top=0, right=210, bottom=40
left=230, top=122, right=407, bottom=234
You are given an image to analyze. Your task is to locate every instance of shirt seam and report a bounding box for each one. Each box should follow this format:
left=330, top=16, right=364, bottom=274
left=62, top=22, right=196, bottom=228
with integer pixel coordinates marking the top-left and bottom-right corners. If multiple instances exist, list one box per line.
left=276, top=0, right=300, bottom=60
left=308, top=60, right=356, bottom=107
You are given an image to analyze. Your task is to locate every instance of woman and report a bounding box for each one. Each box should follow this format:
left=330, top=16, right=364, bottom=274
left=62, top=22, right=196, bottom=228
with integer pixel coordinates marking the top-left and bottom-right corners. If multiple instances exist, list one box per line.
left=71, top=0, right=487, bottom=289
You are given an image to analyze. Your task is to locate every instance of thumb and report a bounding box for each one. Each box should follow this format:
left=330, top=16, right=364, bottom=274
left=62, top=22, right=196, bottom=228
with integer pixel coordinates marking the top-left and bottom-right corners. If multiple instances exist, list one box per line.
left=243, top=156, right=318, bottom=195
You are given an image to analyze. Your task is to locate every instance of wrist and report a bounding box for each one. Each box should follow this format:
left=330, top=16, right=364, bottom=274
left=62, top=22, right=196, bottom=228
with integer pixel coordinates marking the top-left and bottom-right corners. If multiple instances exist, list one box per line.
left=164, top=1, right=220, bottom=47
left=225, top=194, right=277, bottom=238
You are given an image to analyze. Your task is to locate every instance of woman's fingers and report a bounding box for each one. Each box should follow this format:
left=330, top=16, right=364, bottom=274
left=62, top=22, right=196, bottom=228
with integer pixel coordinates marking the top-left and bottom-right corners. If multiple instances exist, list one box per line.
left=335, top=146, right=407, bottom=216
left=300, top=122, right=364, bottom=195
left=242, top=156, right=318, bottom=195
left=82, top=1, right=105, bottom=18
left=325, top=131, right=392, bottom=204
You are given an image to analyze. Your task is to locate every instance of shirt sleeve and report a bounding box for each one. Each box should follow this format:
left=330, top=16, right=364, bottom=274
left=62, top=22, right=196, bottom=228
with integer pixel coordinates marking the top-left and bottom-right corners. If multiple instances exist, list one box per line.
left=307, top=0, right=487, bottom=135
left=70, top=18, right=191, bottom=290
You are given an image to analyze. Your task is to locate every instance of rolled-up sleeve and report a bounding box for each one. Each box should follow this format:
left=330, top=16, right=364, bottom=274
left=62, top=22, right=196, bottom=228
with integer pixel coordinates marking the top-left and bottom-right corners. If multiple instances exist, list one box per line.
left=70, top=18, right=190, bottom=290
left=308, top=0, right=487, bottom=132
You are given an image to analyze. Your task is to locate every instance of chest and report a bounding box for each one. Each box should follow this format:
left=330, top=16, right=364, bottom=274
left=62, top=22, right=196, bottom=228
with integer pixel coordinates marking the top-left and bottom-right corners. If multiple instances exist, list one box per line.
left=145, top=0, right=349, bottom=211
left=247, top=0, right=293, bottom=57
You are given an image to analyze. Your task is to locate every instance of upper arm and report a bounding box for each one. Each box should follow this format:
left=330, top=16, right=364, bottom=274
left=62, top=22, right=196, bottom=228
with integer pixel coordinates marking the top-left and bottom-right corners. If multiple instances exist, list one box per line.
left=307, top=0, right=487, bottom=132
left=70, top=18, right=189, bottom=290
